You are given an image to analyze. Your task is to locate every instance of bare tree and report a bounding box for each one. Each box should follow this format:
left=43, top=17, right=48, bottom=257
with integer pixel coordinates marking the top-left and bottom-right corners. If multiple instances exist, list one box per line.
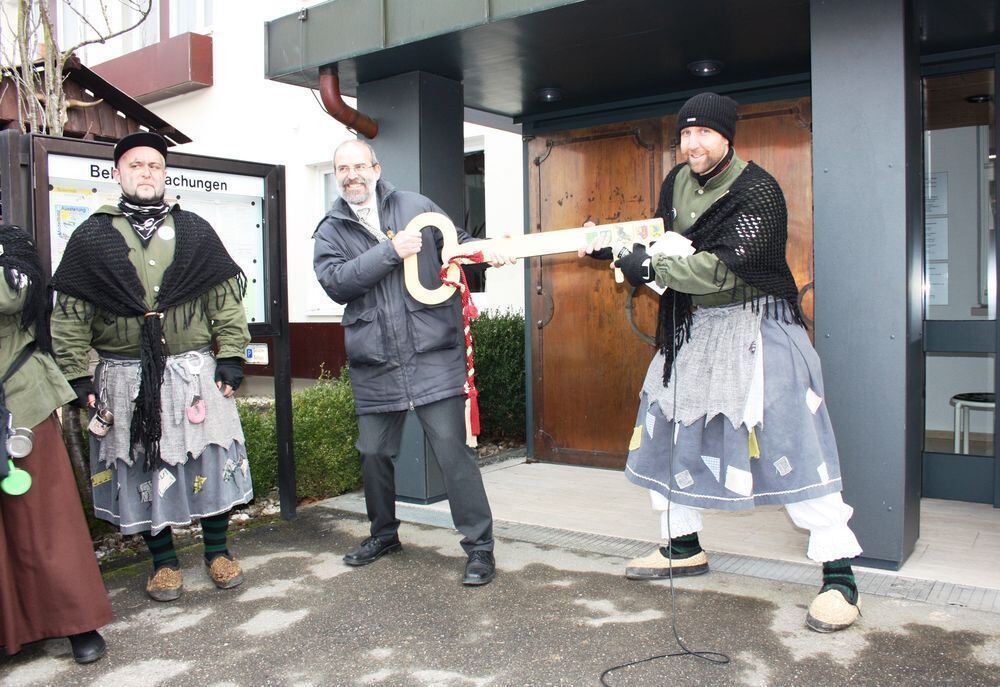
left=1, top=0, right=153, bottom=135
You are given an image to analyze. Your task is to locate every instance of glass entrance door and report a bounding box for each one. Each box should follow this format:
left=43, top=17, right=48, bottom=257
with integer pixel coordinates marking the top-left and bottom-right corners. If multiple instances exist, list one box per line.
left=922, top=66, right=999, bottom=506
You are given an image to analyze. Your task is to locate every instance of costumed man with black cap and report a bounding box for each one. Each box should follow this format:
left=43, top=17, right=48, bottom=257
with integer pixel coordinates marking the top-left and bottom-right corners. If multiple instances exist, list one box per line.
left=50, top=131, right=253, bottom=602
left=580, top=93, right=863, bottom=632
left=0, top=224, right=112, bottom=663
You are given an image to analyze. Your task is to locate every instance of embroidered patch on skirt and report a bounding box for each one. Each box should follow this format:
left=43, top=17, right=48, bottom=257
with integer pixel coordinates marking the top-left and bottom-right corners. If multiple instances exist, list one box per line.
left=90, top=437, right=253, bottom=535
left=625, top=316, right=843, bottom=510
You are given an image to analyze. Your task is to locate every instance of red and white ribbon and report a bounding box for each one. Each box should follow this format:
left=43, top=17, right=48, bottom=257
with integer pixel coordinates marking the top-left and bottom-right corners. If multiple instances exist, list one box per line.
left=439, top=251, right=485, bottom=447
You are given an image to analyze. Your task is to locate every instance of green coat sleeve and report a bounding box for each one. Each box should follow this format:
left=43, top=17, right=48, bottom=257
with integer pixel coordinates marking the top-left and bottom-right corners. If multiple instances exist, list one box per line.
left=652, top=250, right=738, bottom=295
left=208, top=276, right=251, bottom=360
left=50, top=294, right=97, bottom=380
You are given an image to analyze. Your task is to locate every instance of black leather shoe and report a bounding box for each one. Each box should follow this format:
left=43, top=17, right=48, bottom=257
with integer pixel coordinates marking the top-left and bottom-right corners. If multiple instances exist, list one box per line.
left=462, top=550, right=496, bottom=586
left=68, top=630, right=106, bottom=664
left=343, top=536, right=402, bottom=566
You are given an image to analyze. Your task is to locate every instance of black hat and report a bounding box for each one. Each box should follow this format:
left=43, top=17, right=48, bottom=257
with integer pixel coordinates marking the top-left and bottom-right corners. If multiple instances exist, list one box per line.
left=113, top=131, right=168, bottom=165
left=676, top=93, right=738, bottom=143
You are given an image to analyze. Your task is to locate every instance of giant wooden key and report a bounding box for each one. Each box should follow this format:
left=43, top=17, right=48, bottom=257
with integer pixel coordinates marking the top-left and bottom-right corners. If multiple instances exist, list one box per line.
left=402, top=212, right=666, bottom=304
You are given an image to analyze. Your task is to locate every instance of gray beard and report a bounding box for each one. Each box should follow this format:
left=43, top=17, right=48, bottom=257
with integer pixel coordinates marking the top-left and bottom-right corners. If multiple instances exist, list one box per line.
left=339, top=182, right=372, bottom=205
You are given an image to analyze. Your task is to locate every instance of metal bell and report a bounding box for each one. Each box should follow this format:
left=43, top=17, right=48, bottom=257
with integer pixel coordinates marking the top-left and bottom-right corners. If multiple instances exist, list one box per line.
left=88, top=407, right=115, bottom=438
left=6, top=427, right=33, bottom=458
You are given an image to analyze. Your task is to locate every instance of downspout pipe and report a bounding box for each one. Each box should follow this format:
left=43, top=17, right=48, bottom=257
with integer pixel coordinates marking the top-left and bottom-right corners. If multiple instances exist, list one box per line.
left=318, top=65, right=378, bottom=139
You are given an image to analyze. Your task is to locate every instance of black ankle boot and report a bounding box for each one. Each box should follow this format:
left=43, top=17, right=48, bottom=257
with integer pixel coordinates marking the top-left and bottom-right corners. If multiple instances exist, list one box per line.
left=68, top=630, right=107, bottom=664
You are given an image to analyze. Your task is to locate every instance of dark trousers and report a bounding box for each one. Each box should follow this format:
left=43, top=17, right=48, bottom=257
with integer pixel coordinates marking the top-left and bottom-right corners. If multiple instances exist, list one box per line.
left=356, top=395, right=494, bottom=553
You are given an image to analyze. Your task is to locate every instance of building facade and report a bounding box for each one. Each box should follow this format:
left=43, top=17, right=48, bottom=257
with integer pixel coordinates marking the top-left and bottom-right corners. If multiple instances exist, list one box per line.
left=263, top=0, right=999, bottom=569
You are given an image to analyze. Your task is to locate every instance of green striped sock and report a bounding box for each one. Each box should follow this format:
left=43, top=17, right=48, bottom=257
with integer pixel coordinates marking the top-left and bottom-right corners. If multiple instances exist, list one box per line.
left=201, top=512, right=231, bottom=563
left=659, top=532, right=702, bottom=560
left=141, top=527, right=178, bottom=571
left=822, top=558, right=858, bottom=605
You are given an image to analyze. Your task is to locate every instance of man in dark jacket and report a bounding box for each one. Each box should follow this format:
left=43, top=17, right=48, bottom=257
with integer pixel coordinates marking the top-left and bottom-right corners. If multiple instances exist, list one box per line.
left=313, top=139, right=509, bottom=586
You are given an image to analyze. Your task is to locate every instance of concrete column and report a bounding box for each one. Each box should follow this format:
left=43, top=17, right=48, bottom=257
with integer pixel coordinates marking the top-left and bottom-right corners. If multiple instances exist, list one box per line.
left=357, top=71, right=465, bottom=220
left=811, top=0, right=923, bottom=567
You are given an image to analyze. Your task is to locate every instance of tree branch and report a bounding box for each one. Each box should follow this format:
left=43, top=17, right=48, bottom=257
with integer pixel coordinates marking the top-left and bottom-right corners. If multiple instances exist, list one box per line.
left=59, top=0, right=154, bottom=66
left=14, top=0, right=42, bottom=132
left=60, top=1, right=111, bottom=44
left=5, top=0, right=154, bottom=135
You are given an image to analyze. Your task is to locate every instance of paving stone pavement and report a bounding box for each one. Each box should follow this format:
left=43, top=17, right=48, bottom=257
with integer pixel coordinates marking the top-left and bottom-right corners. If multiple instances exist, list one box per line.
left=1, top=506, right=998, bottom=687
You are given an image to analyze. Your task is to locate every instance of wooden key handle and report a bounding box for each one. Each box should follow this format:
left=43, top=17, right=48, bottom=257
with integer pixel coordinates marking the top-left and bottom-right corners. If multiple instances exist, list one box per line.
left=401, top=212, right=669, bottom=305
left=402, top=212, right=462, bottom=305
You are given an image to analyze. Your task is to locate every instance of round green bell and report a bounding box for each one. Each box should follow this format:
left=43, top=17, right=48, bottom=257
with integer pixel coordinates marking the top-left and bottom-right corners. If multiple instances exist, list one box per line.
left=0, top=459, right=31, bottom=496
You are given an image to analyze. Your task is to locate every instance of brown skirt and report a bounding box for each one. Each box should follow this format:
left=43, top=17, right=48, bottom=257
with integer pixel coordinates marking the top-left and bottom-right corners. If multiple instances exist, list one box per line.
left=0, top=414, right=113, bottom=654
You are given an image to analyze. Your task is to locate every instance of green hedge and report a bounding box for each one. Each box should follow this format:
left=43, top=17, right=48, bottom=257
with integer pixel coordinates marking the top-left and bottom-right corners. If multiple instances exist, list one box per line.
left=237, top=367, right=361, bottom=501
left=290, top=367, right=362, bottom=499
left=237, top=398, right=278, bottom=497
left=470, top=309, right=526, bottom=441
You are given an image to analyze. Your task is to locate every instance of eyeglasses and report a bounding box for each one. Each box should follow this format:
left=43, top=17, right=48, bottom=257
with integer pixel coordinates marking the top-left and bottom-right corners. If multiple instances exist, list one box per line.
left=335, top=163, right=377, bottom=176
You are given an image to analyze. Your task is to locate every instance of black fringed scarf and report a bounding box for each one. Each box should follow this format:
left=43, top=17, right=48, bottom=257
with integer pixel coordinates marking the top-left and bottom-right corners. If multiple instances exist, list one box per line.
left=654, top=161, right=803, bottom=386
left=50, top=207, right=247, bottom=470
left=0, top=224, right=51, bottom=354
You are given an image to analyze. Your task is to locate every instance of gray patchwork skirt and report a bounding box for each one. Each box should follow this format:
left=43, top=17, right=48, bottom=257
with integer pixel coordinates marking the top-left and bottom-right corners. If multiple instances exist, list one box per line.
left=625, top=314, right=844, bottom=510
left=88, top=350, right=253, bottom=535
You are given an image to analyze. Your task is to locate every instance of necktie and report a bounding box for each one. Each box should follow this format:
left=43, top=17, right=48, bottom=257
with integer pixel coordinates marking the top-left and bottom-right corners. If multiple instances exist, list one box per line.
left=354, top=207, right=387, bottom=243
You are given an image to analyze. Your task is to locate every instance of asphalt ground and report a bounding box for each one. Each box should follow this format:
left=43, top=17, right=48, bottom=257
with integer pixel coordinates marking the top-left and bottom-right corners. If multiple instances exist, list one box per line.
left=1, top=505, right=998, bottom=687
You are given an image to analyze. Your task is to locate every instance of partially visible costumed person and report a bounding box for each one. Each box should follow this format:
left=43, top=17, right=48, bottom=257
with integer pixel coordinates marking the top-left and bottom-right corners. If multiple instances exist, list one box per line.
left=0, top=223, right=112, bottom=664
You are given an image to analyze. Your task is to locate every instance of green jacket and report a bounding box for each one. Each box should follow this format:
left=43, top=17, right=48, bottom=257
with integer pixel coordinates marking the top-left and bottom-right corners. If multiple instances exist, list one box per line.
left=0, top=280, right=74, bottom=427
left=652, top=152, right=756, bottom=306
left=51, top=206, right=249, bottom=381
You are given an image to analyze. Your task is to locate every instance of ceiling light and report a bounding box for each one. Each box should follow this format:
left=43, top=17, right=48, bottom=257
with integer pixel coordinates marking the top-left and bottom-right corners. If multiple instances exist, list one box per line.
left=965, top=94, right=993, bottom=104
left=536, top=87, right=563, bottom=103
left=688, top=59, right=724, bottom=77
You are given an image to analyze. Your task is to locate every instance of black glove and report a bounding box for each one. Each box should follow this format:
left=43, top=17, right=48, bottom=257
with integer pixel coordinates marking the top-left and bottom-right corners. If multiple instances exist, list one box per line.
left=614, top=244, right=655, bottom=287
left=585, top=246, right=614, bottom=261
left=214, top=357, right=245, bottom=391
left=69, top=377, right=95, bottom=409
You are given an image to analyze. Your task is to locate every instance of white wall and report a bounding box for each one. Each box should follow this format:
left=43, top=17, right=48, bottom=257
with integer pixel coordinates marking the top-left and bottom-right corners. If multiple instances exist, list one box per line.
left=137, top=2, right=525, bottom=324
left=465, top=122, right=525, bottom=314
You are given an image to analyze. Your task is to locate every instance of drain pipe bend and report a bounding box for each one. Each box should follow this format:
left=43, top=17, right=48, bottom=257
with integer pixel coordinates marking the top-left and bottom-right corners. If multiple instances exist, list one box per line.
left=318, top=65, right=378, bottom=139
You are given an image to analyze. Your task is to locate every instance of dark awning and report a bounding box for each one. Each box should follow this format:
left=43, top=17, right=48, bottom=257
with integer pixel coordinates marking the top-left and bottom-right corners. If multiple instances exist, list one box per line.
left=265, top=0, right=1000, bottom=126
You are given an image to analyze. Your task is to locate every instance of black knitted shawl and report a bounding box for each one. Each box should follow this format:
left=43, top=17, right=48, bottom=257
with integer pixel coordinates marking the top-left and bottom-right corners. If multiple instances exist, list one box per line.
left=0, top=224, right=51, bottom=354
left=50, top=207, right=246, bottom=469
left=654, top=161, right=803, bottom=386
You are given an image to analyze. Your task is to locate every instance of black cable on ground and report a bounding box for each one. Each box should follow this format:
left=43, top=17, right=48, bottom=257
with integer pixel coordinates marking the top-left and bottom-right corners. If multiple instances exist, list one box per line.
left=599, top=296, right=731, bottom=685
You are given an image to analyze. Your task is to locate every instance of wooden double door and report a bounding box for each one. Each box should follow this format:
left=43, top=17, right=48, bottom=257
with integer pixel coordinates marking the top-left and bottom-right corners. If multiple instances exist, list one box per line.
left=527, top=98, right=815, bottom=468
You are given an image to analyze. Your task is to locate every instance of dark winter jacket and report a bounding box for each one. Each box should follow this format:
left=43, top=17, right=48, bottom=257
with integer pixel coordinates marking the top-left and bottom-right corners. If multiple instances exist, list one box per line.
left=313, top=179, right=473, bottom=414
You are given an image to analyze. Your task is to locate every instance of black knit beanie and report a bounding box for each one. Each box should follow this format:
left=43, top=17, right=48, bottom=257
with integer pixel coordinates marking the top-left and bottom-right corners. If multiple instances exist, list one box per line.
left=676, top=93, right=738, bottom=143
